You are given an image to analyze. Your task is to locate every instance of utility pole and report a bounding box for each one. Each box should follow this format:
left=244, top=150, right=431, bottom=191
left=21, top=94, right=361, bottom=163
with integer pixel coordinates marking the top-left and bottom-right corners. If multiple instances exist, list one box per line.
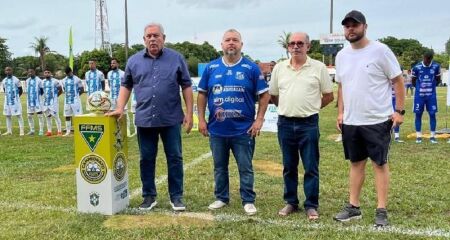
left=124, top=0, right=129, bottom=61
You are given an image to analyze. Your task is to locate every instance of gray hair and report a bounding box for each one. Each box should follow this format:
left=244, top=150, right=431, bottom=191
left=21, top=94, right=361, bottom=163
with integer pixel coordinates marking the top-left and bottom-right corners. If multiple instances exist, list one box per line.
left=223, top=28, right=242, bottom=40
left=144, top=22, right=165, bottom=35
left=290, top=32, right=310, bottom=43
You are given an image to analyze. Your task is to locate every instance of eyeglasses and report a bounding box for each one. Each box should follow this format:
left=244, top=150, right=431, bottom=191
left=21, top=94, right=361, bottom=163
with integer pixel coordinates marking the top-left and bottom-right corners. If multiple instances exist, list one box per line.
left=288, top=41, right=305, bottom=47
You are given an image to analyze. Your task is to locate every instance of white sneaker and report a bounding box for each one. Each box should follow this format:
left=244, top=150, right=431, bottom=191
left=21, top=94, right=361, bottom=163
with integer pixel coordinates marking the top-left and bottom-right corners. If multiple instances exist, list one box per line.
left=63, top=132, right=71, bottom=137
left=2, top=131, right=12, bottom=136
left=208, top=200, right=227, bottom=210
left=244, top=203, right=257, bottom=216
left=20, top=130, right=25, bottom=136
left=335, top=134, right=342, bottom=142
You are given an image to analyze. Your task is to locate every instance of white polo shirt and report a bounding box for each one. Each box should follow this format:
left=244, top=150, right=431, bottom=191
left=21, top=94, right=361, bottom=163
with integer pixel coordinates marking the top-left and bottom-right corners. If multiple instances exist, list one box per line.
left=269, top=56, right=333, bottom=117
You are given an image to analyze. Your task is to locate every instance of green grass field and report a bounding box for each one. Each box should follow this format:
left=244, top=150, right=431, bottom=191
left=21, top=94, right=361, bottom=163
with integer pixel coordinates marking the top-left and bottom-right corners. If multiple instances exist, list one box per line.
left=0, top=88, right=449, bottom=239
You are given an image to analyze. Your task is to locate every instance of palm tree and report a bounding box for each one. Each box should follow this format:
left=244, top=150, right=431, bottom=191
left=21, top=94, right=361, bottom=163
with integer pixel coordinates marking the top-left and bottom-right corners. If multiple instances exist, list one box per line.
left=277, top=31, right=291, bottom=59
left=30, top=36, right=50, bottom=71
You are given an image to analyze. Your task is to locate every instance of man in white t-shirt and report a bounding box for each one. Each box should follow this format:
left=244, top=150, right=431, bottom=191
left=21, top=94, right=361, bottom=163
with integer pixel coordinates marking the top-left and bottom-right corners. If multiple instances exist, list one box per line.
left=333, top=10, right=405, bottom=227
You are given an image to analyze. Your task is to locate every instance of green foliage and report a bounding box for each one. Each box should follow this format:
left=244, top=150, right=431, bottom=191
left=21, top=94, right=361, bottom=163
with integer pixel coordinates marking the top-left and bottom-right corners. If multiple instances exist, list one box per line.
left=445, top=37, right=450, bottom=55
left=0, top=37, right=12, bottom=78
left=378, top=36, right=431, bottom=69
left=30, top=36, right=50, bottom=72
left=11, top=56, right=39, bottom=77
left=165, top=41, right=220, bottom=76
left=111, top=43, right=145, bottom=69
left=277, top=31, right=291, bottom=59
left=433, top=53, right=449, bottom=69
left=76, top=49, right=111, bottom=77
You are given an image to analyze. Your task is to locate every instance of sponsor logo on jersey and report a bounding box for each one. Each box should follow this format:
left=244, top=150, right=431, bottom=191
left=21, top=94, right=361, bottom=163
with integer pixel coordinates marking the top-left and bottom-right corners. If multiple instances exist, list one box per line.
left=236, top=72, right=244, bottom=80
left=241, top=64, right=252, bottom=69
left=213, top=84, right=223, bottom=95
left=214, top=108, right=243, bottom=122
left=80, top=124, right=104, bottom=151
left=213, top=96, right=245, bottom=106
left=223, top=86, right=245, bottom=92
left=80, top=154, right=107, bottom=184
left=89, top=192, right=100, bottom=206
left=214, top=74, right=223, bottom=79
left=214, top=97, right=224, bottom=106
left=210, top=64, right=220, bottom=69
left=113, top=152, right=127, bottom=182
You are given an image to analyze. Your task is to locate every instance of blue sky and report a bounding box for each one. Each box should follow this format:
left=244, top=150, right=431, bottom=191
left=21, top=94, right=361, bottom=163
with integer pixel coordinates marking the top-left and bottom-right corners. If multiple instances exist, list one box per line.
left=1, top=0, right=449, bottom=61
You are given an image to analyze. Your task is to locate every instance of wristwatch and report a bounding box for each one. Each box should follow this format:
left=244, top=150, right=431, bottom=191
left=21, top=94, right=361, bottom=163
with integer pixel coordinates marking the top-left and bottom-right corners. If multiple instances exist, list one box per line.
left=395, top=109, right=405, bottom=115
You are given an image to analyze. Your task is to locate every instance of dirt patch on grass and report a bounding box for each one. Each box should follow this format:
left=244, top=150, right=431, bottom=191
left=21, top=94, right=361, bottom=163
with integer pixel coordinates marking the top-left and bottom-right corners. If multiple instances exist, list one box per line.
left=326, top=133, right=341, bottom=141
left=51, top=164, right=75, bottom=173
left=254, top=160, right=283, bottom=177
left=103, top=212, right=214, bottom=230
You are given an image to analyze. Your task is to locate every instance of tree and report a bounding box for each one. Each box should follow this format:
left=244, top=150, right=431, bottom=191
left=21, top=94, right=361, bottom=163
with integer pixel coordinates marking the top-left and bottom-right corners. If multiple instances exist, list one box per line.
left=379, top=36, right=430, bottom=69
left=0, top=37, right=12, bottom=78
left=445, top=38, right=450, bottom=55
left=11, top=56, right=39, bottom=78
left=76, top=49, right=111, bottom=78
left=30, top=36, right=50, bottom=72
left=165, top=41, right=220, bottom=76
left=277, top=31, right=291, bottom=58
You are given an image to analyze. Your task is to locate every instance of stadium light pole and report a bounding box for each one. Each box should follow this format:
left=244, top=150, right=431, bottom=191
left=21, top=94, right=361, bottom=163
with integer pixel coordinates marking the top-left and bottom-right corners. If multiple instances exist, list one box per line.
left=124, top=0, right=129, bottom=62
left=330, top=0, right=333, bottom=34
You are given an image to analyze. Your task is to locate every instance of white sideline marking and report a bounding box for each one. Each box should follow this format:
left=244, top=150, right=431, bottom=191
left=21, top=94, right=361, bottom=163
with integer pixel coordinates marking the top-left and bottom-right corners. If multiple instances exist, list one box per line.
left=129, top=151, right=212, bottom=199
left=1, top=149, right=449, bottom=238
left=0, top=202, right=449, bottom=238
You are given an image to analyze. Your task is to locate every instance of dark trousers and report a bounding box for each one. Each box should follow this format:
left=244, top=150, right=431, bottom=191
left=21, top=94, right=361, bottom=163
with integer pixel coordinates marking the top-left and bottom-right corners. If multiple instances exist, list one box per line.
left=277, top=114, right=320, bottom=210
left=137, top=124, right=183, bottom=201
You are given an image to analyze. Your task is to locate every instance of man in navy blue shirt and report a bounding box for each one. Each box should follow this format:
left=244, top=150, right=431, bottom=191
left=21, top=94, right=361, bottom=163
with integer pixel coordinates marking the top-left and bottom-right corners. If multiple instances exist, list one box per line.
left=107, top=22, right=193, bottom=212
left=197, top=29, right=270, bottom=215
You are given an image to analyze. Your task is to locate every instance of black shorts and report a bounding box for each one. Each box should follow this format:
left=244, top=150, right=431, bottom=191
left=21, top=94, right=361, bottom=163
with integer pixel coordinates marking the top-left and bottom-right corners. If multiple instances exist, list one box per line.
left=342, top=120, right=393, bottom=166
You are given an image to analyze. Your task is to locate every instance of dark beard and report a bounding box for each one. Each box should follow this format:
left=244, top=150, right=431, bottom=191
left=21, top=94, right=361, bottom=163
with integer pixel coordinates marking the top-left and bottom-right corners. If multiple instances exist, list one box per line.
left=346, top=33, right=364, bottom=43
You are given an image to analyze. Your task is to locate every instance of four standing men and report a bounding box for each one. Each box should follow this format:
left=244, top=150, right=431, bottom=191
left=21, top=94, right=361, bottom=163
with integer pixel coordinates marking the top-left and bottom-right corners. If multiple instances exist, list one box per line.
left=334, top=10, right=405, bottom=227
left=197, top=29, right=270, bottom=215
left=269, top=32, right=333, bottom=220
left=1, top=13, right=444, bottom=224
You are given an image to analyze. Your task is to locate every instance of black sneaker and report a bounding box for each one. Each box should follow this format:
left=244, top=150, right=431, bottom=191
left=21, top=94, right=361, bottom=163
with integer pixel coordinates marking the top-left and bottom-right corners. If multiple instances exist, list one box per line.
left=374, top=208, right=389, bottom=227
left=334, top=203, right=362, bottom=222
left=170, top=199, right=186, bottom=211
left=139, top=196, right=157, bottom=210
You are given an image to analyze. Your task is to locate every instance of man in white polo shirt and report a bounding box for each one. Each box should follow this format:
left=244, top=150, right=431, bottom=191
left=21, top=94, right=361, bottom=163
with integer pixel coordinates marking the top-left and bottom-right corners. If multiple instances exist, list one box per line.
left=333, top=10, right=405, bottom=227
left=269, top=32, right=334, bottom=220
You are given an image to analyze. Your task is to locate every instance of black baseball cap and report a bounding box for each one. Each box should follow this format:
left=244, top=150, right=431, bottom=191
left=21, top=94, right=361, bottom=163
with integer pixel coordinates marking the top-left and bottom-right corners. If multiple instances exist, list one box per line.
left=341, top=10, right=366, bottom=25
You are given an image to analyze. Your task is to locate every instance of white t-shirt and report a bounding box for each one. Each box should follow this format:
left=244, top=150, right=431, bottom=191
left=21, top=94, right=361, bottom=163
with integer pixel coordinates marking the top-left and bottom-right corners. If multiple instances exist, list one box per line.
left=335, top=41, right=401, bottom=125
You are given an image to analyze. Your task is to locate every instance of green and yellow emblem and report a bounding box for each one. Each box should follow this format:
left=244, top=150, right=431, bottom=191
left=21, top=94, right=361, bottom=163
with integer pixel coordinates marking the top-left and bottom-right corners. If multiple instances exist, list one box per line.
left=79, top=124, right=104, bottom=151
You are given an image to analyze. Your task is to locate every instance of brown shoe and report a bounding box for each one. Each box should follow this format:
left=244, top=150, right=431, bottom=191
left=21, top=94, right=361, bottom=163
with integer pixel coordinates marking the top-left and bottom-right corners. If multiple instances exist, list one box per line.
left=306, top=208, right=319, bottom=221
left=278, top=204, right=298, bottom=216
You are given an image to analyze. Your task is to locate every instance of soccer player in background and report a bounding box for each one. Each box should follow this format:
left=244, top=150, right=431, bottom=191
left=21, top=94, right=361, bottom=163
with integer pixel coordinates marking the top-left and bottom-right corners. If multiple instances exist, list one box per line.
left=84, top=59, right=105, bottom=111
left=25, top=68, right=45, bottom=135
left=107, top=58, right=131, bottom=136
left=412, top=51, right=441, bottom=144
left=42, top=69, right=63, bottom=136
left=62, top=67, right=84, bottom=136
left=1, top=66, right=25, bottom=136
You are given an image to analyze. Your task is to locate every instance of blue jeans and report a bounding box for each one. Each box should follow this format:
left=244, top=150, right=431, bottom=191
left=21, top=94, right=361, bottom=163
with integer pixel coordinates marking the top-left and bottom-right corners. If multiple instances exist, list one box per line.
left=209, top=134, right=256, bottom=205
left=137, top=124, right=183, bottom=201
left=277, top=114, right=320, bottom=210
